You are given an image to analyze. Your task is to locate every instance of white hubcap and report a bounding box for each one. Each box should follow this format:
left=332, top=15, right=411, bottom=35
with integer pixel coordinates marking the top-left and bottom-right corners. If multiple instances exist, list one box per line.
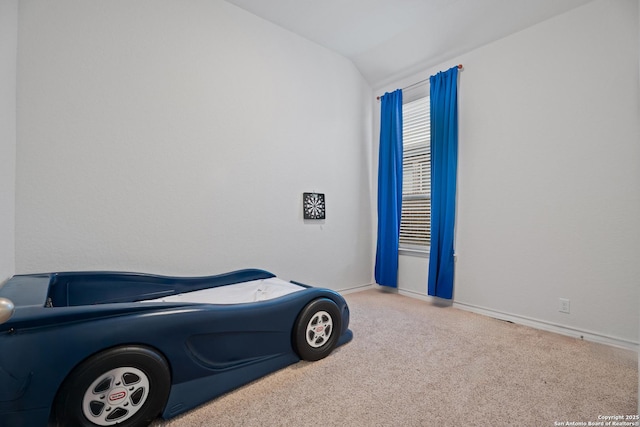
left=306, top=310, right=333, bottom=348
left=82, top=367, right=149, bottom=426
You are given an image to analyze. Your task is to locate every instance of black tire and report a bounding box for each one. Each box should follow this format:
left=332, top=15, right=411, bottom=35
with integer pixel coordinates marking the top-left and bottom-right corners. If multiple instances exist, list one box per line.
left=53, top=346, right=171, bottom=427
left=293, top=298, right=342, bottom=361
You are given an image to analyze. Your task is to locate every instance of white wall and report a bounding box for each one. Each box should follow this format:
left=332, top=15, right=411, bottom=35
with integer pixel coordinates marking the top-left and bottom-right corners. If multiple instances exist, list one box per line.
left=16, top=0, right=374, bottom=290
left=375, top=0, right=640, bottom=347
left=0, top=0, right=18, bottom=285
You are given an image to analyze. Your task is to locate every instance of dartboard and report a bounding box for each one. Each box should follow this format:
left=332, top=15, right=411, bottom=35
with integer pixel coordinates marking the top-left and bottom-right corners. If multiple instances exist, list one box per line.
left=303, top=193, right=325, bottom=219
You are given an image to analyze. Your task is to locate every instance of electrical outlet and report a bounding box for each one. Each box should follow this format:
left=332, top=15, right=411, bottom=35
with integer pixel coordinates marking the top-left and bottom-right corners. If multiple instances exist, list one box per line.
left=559, top=298, right=570, bottom=314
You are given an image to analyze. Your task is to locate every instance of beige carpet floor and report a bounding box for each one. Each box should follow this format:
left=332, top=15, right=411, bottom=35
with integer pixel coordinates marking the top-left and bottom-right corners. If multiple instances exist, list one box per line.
left=152, top=288, right=638, bottom=427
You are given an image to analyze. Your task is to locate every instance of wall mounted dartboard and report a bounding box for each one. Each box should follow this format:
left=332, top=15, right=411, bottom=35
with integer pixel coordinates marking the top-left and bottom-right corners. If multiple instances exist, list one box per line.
left=303, top=193, right=325, bottom=220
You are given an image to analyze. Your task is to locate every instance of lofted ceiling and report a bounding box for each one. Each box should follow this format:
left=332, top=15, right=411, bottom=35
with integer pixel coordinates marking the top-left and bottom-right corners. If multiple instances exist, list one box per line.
left=223, top=0, right=594, bottom=87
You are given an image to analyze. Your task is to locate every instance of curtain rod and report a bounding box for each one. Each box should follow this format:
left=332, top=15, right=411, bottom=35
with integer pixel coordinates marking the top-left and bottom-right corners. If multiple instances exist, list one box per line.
left=376, top=64, right=463, bottom=101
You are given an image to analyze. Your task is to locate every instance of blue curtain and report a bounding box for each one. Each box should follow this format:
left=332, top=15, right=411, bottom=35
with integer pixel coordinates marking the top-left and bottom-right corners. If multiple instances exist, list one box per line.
left=375, top=90, right=403, bottom=288
left=427, top=66, right=458, bottom=299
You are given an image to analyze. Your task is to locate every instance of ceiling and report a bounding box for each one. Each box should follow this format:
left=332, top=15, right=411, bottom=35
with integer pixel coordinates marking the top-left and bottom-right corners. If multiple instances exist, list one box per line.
left=223, top=0, right=594, bottom=87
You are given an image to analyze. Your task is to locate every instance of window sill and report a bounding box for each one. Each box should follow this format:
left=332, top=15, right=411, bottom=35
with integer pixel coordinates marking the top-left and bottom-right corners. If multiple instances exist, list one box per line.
left=399, top=247, right=430, bottom=258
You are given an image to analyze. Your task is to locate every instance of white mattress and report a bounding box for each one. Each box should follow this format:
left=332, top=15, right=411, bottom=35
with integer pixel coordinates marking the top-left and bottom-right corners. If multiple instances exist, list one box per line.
left=140, top=277, right=305, bottom=305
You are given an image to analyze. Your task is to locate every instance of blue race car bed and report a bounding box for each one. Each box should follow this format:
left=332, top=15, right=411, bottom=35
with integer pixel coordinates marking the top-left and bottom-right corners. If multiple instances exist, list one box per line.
left=0, top=269, right=352, bottom=427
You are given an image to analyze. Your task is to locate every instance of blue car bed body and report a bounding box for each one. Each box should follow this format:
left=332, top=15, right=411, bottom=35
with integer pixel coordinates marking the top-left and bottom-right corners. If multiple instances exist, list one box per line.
left=0, top=269, right=352, bottom=427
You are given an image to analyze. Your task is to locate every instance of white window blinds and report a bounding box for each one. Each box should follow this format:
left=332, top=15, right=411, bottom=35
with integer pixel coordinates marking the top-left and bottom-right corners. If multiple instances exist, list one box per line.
left=400, top=96, right=430, bottom=248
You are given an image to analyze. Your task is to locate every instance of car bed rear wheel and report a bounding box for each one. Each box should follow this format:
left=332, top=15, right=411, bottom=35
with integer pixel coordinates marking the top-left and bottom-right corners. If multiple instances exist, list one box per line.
left=54, top=346, right=170, bottom=427
left=293, top=298, right=341, bottom=361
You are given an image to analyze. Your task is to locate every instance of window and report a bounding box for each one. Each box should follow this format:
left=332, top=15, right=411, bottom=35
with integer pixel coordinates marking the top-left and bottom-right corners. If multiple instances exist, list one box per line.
left=400, top=95, right=430, bottom=250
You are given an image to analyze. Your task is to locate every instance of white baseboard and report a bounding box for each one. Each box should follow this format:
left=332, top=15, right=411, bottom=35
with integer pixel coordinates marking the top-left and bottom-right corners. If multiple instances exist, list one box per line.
left=396, top=288, right=449, bottom=305
left=338, top=283, right=376, bottom=295
left=453, top=301, right=639, bottom=352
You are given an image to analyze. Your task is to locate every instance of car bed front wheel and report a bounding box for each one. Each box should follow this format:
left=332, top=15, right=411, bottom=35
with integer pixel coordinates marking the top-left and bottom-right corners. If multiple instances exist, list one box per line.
left=293, top=298, right=342, bottom=361
left=54, top=346, right=170, bottom=427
